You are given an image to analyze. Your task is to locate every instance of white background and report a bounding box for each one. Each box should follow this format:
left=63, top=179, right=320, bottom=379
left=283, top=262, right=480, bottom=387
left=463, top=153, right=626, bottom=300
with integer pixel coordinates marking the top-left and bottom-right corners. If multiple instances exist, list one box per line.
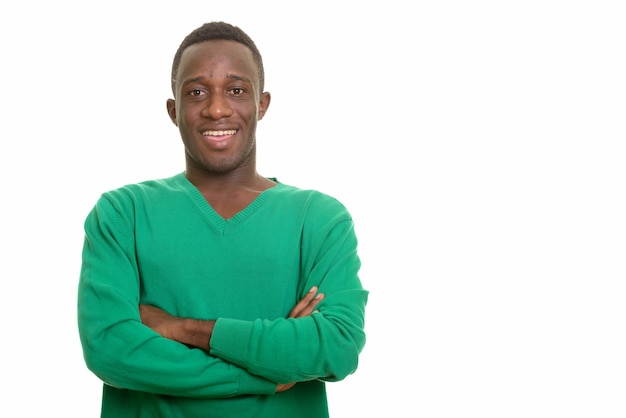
left=1, top=1, right=625, bottom=417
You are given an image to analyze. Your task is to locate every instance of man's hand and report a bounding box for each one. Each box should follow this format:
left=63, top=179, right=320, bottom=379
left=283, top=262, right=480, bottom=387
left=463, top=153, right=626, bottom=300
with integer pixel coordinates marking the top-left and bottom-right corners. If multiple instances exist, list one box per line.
left=139, top=287, right=323, bottom=347
left=140, top=286, right=324, bottom=394
left=277, top=286, right=324, bottom=393
left=288, top=286, right=324, bottom=318
left=276, top=382, right=297, bottom=392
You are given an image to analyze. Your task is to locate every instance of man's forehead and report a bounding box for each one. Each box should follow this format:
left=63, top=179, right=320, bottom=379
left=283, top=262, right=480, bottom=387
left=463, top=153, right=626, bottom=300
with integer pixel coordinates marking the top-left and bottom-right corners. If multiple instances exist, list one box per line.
left=178, top=41, right=255, bottom=74
left=181, top=39, right=253, bottom=61
left=174, top=40, right=259, bottom=92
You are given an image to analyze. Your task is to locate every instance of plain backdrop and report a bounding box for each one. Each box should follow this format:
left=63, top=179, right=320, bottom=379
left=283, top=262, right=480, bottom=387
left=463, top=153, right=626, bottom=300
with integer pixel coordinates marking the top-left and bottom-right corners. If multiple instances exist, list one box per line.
left=1, top=1, right=625, bottom=417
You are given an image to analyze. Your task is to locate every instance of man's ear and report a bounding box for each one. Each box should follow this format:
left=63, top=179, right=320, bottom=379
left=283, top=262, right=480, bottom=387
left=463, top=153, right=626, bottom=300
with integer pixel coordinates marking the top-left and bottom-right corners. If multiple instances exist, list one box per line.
left=166, top=99, right=177, bottom=126
left=257, top=92, right=271, bottom=120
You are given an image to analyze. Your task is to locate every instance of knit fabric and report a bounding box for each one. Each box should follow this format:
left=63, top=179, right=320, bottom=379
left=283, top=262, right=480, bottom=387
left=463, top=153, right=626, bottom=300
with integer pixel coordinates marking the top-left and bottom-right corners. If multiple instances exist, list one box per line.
left=78, top=173, right=368, bottom=417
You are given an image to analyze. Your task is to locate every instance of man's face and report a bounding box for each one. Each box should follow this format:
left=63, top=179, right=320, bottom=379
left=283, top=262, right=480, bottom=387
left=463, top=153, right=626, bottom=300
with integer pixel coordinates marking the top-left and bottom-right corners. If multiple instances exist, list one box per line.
left=167, top=40, right=270, bottom=175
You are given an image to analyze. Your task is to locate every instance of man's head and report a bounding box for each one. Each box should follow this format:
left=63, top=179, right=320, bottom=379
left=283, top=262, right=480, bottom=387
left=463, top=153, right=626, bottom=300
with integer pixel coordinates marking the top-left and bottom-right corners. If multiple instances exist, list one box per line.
left=171, top=21, right=265, bottom=96
left=165, top=22, right=271, bottom=178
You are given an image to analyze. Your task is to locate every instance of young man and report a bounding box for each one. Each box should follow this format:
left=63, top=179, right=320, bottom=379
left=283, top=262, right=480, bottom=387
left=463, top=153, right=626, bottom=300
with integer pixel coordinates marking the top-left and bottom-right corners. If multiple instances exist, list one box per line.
left=78, top=21, right=368, bottom=417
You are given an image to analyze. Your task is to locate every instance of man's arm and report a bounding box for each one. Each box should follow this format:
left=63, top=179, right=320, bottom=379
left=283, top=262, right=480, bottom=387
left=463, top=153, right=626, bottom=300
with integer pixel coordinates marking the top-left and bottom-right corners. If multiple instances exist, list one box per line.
left=78, top=194, right=278, bottom=398
left=139, top=286, right=325, bottom=392
left=143, top=202, right=367, bottom=386
left=139, top=286, right=324, bottom=350
left=207, top=207, right=368, bottom=384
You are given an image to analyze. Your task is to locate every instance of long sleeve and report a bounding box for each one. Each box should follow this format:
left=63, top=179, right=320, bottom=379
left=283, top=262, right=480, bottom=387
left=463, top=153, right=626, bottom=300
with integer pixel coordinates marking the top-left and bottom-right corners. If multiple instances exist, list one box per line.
left=209, top=194, right=368, bottom=383
left=77, top=194, right=277, bottom=398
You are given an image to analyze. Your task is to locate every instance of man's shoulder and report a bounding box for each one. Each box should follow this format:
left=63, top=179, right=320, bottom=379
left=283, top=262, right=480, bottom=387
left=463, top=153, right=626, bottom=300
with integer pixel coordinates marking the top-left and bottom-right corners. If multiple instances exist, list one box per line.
left=100, top=173, right=185, bottom=204
left=275, top=182, right=341, bottom=204
left=273, top=182, right=351, bottom=220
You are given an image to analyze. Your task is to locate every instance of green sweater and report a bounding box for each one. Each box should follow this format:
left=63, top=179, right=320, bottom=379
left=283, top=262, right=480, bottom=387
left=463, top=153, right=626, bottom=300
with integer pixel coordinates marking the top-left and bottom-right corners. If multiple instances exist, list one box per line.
left=78, top=173, right=368, bottom=418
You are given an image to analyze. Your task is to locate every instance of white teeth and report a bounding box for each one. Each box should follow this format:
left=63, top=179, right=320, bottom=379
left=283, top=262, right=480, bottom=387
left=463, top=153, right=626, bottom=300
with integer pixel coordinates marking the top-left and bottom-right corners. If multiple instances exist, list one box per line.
left=202, top=129, right=236, bottom=136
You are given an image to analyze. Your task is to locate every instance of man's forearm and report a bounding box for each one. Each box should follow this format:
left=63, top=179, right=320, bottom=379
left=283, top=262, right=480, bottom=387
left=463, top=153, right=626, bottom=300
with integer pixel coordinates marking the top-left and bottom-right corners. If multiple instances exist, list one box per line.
left=179, top=317, right=216, bottom=350
left=139, top=286, right=323, bottom=351
left=140, top=304, right=215, bottom=350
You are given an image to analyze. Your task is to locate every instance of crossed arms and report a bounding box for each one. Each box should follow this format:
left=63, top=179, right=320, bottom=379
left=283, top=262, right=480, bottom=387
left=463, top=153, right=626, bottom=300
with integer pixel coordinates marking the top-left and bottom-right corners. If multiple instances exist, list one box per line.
left=78, top=190, right=367, bottom=399
left=139, top=287, right=325, bottom=392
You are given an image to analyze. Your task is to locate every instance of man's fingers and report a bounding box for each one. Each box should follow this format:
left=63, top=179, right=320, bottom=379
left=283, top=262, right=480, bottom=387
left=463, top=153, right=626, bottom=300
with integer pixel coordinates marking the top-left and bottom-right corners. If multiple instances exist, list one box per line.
left=276, top=382, right=297, bottom=393
left=288, top=287, right=324, bottom=318
left=288, top=287, right=317, bottom=318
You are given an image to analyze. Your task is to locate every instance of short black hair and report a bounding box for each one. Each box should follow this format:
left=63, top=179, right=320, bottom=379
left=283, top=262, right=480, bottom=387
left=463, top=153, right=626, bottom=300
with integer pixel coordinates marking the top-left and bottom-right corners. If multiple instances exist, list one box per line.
left=170, top=21, right=265, bottom=95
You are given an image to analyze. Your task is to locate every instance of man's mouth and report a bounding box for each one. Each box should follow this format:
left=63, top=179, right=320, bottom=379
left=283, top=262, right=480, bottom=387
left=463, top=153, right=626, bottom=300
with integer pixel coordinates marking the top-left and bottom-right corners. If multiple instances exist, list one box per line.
left=202, top=129, right=237, bottom=136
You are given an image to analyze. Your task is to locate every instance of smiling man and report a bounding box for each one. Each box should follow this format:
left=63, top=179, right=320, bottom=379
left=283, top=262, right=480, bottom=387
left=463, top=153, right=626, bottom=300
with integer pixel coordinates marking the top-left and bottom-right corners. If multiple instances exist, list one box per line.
left=77, top=21, right=368, bottom=417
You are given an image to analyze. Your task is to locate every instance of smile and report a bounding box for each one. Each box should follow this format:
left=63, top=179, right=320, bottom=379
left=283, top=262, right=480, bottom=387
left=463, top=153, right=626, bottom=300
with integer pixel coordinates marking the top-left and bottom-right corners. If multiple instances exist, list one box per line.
left=202, top=129, right=237, bottom=136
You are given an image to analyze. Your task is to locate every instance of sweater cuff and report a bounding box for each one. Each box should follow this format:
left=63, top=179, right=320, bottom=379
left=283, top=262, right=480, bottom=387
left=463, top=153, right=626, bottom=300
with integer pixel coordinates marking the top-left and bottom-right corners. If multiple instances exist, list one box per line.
left=210, top=317, right=254, bottom=367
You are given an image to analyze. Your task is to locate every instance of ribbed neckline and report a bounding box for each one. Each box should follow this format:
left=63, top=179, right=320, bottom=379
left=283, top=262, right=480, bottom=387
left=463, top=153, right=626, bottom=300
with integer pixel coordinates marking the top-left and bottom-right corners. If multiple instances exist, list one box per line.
left=173, top=172, right=283, bottom=234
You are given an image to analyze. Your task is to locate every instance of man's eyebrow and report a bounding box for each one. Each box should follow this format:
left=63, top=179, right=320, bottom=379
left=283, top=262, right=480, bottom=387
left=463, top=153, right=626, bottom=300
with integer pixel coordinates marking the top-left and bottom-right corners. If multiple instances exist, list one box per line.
left=226, top=73, right=252, bottom=83
left=181, top=76, right=206, bottom=86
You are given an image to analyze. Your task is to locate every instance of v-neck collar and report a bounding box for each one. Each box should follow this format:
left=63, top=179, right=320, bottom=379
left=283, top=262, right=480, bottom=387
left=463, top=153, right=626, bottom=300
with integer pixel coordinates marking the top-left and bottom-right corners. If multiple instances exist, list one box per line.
left=175, top=173, right=281, bottom=234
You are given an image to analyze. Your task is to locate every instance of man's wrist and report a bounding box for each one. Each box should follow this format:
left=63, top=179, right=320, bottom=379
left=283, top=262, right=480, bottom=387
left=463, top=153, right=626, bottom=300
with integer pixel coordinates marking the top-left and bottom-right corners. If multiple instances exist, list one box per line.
left=181, top=318, right=215, bottom=350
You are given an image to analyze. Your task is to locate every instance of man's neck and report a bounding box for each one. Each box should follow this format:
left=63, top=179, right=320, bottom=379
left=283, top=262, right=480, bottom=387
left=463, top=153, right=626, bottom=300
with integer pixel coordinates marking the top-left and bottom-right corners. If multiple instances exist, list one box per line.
left=185, top=168, right=276, bottom=219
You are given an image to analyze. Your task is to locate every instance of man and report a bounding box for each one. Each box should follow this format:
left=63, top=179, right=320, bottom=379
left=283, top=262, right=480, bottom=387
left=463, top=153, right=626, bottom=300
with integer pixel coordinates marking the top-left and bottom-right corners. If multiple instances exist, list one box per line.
left=78, top=21, right=368, bottom=417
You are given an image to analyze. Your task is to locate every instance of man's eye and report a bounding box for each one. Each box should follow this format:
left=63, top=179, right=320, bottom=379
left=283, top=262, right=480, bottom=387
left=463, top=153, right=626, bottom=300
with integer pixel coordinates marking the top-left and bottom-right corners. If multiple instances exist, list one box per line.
left=230, top=88, right=244, bottom=96
left=189, top=89, right=204, bottom=97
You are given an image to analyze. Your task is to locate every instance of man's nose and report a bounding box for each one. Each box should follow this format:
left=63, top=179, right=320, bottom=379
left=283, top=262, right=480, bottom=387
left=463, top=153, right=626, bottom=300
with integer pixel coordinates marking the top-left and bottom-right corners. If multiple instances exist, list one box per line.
left=202, top=94, right=233, bottom=119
